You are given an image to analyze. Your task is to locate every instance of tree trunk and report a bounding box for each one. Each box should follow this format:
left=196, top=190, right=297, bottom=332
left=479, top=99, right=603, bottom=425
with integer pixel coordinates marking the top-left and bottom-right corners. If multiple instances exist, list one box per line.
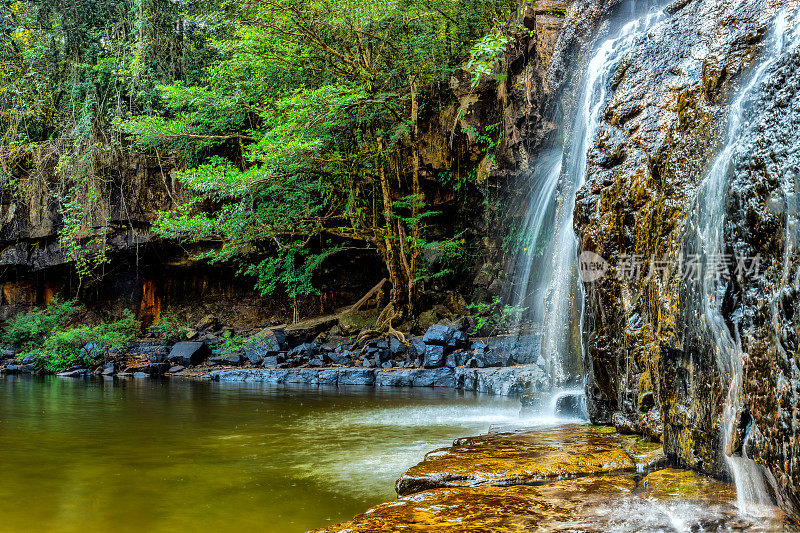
left=377, top=139, right=412, bottom=324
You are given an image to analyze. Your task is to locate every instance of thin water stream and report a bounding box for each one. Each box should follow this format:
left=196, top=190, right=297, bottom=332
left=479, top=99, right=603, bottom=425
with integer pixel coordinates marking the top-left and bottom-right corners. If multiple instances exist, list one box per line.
left=510, top=2, right=666, bottom=386
left=691, top=11, right=798, bottom=514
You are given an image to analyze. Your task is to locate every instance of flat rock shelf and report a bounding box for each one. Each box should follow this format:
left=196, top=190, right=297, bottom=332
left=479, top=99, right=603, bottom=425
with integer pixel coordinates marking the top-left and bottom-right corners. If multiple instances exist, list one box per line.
left=313, top=425, right=794, bottom=532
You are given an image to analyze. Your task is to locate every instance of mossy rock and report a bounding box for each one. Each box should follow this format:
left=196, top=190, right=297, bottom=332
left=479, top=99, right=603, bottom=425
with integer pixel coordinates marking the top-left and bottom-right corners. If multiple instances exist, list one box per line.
left=337, top=310, right=379, bottom=334
left=641, top=468, right=736, bottom=502
left=396, top=424, right=634, bottom=496
left=313, top=476, right=637, bottom=533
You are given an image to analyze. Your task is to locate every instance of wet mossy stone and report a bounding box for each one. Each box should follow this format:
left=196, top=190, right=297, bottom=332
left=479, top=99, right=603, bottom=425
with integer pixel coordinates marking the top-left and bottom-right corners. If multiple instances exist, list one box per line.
left=395, top=424, right=635, bottom=496
left=642, top=469, right=736, bottom=502
left=338, top=310, right=379, bottom=334
left=313, top=476, right=638, bottom=533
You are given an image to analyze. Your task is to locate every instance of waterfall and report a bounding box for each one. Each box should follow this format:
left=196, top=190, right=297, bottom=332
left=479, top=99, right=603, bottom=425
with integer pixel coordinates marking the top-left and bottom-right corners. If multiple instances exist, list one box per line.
left=511, top=3, right=666, bottom=388
left=691, top=11, right=795, bottom=515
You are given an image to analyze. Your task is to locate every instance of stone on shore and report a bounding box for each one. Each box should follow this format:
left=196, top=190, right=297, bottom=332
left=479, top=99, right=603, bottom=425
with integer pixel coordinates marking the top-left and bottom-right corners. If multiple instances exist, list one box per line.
left=56, top=369, right=89, bottom=378
left=167, top=342, right=210, bottom=366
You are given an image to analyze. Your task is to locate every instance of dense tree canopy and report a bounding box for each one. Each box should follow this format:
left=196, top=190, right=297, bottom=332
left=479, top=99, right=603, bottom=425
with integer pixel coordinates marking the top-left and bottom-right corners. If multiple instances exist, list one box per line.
left=1, top=0, right=517, bottom=325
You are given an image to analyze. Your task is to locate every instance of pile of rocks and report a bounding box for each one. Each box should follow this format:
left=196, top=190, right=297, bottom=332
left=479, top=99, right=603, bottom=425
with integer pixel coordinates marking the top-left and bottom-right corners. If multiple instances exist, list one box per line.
left=1, top=318, right=550, bottom=391
left=0, top=350, right=35, bottom=375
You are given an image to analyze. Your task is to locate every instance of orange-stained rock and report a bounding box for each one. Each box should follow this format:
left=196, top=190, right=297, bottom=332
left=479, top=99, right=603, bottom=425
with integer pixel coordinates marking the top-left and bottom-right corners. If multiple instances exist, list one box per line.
left=641, top=468, right=737, bottom=502
left=395, top=425, right=635, bottom=496
left=313, top=470, right=793, bottom=533
left=312, top=476, right=637, bottom=533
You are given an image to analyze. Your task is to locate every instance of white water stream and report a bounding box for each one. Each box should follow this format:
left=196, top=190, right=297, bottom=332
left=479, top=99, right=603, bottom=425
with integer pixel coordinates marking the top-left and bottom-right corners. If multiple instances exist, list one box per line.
left=692, top=10, right=796, bottom=515
left=511, top=4, right=666, bottom=386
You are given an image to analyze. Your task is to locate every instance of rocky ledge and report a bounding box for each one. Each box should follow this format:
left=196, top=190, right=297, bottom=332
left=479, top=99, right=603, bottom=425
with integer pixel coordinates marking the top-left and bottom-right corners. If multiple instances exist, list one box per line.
left=314, top=426, right=791, bottom=532
left=2, top=321, right=560, bottom=396
left=198, top=365, right=544, bottom=396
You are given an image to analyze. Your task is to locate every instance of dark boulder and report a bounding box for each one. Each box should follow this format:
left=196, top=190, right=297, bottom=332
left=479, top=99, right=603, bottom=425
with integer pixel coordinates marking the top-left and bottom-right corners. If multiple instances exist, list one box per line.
left=167, top=342, right=211, bottom=366
left=445, top=351, right=467, bottom=368
left=389, top=337, right=407, bottom=356
left=409, top=337, right=426, bottom=358
left=477, top=347, right=507, bottom=368
left=554, top=393, right=589, bottom=419
left=148, top=349, right=169, bottom=363
left=509, top=336, right=541, bottom=364
left=243, top=330, right=282, bottom=364
left=126, top=362, right=169, bottom=375
left=447, top=330, right=470, bottom=349
left=328, top=351, right=352, bottom=366
left=465, top=356, right=484, bottom=369
left=56, top=369, right=89, bottom=378
left=285, top=316, right=337, bottom=344
left=422, top=324, right=455, bottom=346
left=262, top=354, right=286, bottom=368
left=209, top=353, right=243, bottom=366
left=288, top=343, right=316, bottom=359
left=423, top=345, right=446, bottom=368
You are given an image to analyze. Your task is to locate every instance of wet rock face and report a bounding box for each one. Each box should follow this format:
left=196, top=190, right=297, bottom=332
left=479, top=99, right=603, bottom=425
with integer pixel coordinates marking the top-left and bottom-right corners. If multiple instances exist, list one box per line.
left=449, top=0, right=573, bottom=180
left=722, top=41, right=800, bottom=520
left=0, top=153, right=175, bottom=271
left=572, top=0, right=800, bottom=518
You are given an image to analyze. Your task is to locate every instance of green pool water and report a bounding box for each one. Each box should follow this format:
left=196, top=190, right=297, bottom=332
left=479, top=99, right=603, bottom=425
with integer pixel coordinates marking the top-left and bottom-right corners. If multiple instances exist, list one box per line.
left=0, top=376, right=534, bottom=533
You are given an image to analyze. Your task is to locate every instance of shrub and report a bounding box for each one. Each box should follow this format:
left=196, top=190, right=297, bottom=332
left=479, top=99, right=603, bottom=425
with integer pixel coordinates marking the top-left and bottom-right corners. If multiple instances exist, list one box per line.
left=149, top=312, right=192, bottom=342
left=3, top=299, right=82, bottom=353
left=1, top=301, right=140, bottom=372
left=468, top=297, right=527, bottom=336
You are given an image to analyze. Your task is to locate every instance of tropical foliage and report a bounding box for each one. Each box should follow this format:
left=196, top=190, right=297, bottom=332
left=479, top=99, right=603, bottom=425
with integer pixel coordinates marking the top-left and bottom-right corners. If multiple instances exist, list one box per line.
left=1, top=299, right=139, bottom=372
left=1, top=0, right=517, bottom=326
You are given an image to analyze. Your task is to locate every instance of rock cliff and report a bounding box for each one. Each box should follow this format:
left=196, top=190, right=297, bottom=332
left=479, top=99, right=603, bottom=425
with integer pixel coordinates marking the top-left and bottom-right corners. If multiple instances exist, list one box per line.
left=571, top=0, right=800, bottom=520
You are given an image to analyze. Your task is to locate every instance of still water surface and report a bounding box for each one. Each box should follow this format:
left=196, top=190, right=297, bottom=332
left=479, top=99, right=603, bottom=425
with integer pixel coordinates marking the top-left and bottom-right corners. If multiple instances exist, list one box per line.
left=0, top=376, right=542, bottom=533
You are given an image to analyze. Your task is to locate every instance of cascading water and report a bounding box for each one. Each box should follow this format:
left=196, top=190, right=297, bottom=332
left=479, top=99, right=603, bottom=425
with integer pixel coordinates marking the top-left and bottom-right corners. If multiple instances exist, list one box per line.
left=691, top=10, right=797, bottom=515
left=510, top=3, right=666, bottom=391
